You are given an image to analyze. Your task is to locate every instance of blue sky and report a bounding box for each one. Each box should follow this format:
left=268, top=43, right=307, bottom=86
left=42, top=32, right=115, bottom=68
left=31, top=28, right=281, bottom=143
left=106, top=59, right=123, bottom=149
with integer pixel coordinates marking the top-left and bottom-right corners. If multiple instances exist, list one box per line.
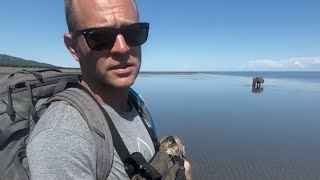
left=1, top=0, right=319, bottom=71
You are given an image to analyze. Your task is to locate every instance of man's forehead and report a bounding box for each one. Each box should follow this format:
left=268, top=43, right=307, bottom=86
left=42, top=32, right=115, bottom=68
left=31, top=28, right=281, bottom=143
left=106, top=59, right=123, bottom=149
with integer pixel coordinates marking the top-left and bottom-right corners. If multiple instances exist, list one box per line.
left=73, top=0, right=139, bottom=27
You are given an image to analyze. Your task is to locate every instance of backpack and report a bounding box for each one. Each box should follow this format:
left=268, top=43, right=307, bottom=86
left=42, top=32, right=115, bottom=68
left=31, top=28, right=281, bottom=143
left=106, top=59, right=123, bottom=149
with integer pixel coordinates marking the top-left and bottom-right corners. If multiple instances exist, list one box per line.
left=0, top=69, right=157, bottom=180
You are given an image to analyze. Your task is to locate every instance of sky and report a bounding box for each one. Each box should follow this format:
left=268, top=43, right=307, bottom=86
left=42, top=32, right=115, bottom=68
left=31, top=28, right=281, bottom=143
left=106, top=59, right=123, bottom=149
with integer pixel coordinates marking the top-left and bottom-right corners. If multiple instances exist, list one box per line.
left=0, top=0, right=319, bottom=71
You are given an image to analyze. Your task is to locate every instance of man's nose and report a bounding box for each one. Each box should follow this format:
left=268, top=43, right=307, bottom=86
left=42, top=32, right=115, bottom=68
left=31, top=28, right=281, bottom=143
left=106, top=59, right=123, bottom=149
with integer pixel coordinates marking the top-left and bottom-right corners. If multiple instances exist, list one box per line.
left=110, top=34, right=130, bottom=53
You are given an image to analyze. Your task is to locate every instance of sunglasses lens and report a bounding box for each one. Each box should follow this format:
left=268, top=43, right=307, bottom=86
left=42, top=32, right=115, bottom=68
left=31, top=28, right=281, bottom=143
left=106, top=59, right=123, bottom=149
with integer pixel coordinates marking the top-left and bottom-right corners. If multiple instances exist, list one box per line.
left=85, top=28, right=117, bottom=51
left=82, top=23, right=149, bottom=51
left=123, top=23, right=149, bottom=46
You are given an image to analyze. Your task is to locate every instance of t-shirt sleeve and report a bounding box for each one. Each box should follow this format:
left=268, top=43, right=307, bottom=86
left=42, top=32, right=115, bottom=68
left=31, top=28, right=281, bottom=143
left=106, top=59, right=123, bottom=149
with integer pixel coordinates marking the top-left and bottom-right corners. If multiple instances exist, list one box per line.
left=27, top=101, right=97, bottom=180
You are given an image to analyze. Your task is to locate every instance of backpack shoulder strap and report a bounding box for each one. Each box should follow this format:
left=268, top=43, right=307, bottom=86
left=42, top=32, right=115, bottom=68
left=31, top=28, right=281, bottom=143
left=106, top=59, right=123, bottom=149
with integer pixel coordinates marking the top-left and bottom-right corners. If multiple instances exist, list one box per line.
left=175, top=157, right=186, bottom=180
left=47, top=87, right=113, bottom=180
left=129, top=88, right=160, bottom=150
left=128, top=88, right=156, bottom=132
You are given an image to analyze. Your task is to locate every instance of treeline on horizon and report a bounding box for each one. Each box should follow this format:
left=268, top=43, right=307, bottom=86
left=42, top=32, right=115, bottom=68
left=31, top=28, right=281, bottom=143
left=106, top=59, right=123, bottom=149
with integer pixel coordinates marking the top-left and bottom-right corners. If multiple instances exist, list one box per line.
left=0, top=54, right=76, bottom=69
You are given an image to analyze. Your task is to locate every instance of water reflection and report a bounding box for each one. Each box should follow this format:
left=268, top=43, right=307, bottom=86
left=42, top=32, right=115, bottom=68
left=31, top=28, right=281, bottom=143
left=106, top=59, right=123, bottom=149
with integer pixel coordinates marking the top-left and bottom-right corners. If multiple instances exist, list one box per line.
left=252, top=85, right=264, bottom=94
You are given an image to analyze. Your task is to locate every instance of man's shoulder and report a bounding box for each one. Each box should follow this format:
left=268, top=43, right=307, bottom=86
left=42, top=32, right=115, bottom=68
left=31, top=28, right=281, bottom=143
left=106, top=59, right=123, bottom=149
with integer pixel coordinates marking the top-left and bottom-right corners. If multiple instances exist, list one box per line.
left=27, top=101, right=98, bottom=180
left=29, top=101, right=93, bottom=144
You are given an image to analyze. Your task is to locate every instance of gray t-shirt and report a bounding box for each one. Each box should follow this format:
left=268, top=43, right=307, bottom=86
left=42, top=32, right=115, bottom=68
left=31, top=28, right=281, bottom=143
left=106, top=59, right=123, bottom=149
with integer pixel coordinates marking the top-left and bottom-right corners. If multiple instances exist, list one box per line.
left=27, top=100, right=155, bottom=180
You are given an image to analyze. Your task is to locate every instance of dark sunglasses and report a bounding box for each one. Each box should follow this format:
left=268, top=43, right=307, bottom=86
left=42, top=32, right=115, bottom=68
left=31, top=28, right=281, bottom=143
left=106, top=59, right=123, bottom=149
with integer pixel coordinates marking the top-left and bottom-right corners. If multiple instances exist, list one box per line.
left=72, top=22, right=149, bottom=51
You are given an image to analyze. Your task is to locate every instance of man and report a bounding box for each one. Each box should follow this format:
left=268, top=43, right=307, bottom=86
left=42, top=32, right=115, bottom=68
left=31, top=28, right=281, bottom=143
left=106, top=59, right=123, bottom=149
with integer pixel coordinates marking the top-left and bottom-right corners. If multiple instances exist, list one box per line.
left=27, top=0, right=155, bottom=179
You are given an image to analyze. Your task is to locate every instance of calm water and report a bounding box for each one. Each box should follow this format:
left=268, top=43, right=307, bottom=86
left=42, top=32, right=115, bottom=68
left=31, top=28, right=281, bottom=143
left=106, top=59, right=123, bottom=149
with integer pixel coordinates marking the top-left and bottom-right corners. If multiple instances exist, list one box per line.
left=1, top=71, right=320, bottom=179
left=133, top=72, right=320, bottom=180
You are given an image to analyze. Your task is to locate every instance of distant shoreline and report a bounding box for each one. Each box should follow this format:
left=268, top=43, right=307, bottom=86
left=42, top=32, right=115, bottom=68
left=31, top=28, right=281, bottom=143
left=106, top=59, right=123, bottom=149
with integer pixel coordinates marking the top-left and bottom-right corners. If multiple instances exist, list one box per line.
left=0, top=67, right=81, bottom=74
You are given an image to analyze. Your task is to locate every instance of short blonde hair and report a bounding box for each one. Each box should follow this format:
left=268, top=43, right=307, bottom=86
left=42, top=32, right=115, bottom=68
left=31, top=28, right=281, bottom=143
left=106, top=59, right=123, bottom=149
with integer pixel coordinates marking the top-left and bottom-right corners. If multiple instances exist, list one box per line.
left=64, top=0, right=76, bottom=32
left=159, top=135, right=185, bottom=158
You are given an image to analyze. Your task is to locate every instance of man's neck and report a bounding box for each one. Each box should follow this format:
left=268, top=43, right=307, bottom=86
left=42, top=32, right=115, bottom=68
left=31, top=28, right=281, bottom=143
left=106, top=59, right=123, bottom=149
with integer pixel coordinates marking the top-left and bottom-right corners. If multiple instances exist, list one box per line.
left=81, top=80, right=130, bottom=112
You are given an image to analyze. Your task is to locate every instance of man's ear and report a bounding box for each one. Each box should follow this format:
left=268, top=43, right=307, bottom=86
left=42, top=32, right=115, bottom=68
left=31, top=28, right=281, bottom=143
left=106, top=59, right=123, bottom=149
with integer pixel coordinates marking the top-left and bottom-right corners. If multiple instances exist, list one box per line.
left=64, top=33, right=80, bottom=62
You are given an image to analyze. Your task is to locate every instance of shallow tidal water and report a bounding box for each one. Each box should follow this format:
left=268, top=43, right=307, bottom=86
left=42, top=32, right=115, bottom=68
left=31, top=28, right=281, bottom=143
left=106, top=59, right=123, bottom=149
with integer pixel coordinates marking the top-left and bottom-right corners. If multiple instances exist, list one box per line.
left=133, top=72, right=320, bottom=180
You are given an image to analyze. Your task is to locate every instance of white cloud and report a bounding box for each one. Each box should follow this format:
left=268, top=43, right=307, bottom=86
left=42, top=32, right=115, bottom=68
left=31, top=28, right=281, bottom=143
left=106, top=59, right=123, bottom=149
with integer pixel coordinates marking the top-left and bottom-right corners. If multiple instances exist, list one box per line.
left=239, top=56, right=320, bottom=71
left=293, top=60, right=304, bottom=67
left=312, top=57, right=320, bottom=64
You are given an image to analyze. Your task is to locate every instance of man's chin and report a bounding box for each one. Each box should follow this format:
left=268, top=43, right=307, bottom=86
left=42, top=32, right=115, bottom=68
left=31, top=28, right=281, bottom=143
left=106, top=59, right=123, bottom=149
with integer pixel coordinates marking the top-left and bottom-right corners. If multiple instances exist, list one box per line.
left=111, top=77, right=136, bottom=89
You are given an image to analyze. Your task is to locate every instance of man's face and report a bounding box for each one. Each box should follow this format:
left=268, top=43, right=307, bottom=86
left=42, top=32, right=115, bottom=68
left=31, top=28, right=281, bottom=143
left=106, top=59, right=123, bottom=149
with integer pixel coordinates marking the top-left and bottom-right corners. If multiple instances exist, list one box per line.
left=71, top=0, right=142, bottom=89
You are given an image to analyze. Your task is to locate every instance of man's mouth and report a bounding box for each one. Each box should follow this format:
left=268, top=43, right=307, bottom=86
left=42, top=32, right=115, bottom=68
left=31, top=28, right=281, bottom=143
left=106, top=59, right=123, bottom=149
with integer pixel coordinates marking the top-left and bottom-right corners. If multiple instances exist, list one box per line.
left=110, top=64, right=134, bottom=74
